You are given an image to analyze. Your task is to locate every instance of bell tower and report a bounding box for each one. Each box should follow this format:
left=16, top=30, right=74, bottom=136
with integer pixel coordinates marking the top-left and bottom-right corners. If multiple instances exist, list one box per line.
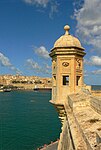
left=50, top=25, right=86, bottom=105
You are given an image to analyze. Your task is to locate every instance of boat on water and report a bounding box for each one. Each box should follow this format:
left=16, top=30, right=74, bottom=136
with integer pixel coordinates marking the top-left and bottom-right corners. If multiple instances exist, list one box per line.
left=34, top=87, right=52, bottom=92
left=0, top=88, right=11, bottom=92
left=0, top=89, right=4, bottom=92
left=34, top=85, right=52, bottom=92
left=3, top=88, right=11, bottom=92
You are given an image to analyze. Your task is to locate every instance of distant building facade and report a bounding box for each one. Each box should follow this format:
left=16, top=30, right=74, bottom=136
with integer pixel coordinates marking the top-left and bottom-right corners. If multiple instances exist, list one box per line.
left=0, top=75, right=52, bottom=90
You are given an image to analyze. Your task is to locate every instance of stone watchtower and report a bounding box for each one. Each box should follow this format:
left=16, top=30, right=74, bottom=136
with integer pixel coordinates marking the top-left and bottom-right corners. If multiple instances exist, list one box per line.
left=50, top=25, right=86, bottom=121
left=49, top=25, right=101, bottom=150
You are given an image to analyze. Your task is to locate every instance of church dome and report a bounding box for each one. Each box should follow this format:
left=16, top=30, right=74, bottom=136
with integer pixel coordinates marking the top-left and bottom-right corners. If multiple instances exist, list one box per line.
left=54, top=25, right=83, bottom=49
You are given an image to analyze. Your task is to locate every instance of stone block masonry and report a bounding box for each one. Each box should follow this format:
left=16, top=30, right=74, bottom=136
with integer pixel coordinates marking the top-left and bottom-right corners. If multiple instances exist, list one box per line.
left=90, top=97, right=101, bottom=115
left=57, top=91, right=101, bottom=150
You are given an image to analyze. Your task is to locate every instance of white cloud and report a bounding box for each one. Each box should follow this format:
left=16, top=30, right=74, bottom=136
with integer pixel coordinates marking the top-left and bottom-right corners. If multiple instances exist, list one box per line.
left=26, top=58, right=51, bottom=74
left=44, top=63, right=51, bottom=69
left=0, top=52, right=22, bottom=74
left=49, top=2, right=58, bottom=19
left=90, top=56, right=101, bottom=66
left=74, top=0, right=101, bottom=55
left=23, top=0, right=49, bottom=7
left=84, top=69, right=88, bottom=77
left=0, top=52, right=12, bottom=67
left=92, top=69, right=101, bottom=75
left=34, top=46, right=49, bottom=59
left=84, top=56, right=101, bottom=76
left=84, top=56, right=101, bottom=66
left=26, top=59, right=41, bottom=71
left=11, top=67, right=22, bottom=75
left=23, top=0, right=58, bottom=18
left=84, top=58, right=90, bottom=65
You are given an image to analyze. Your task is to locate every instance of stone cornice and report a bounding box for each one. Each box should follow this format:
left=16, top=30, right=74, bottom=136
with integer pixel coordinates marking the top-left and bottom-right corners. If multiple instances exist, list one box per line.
left=49, top=47, right=86, bottom=57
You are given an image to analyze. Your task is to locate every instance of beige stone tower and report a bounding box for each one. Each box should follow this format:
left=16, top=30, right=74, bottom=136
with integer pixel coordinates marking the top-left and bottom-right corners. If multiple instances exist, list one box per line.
left=49, top=25, right=101, bottom=150
left=50, top=25, right=86, bottom=106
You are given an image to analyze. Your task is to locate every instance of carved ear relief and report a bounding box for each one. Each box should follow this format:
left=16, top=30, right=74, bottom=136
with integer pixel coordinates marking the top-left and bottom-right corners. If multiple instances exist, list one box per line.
left=76, top=58, right=80, bottom=63
left=76, top=59, right=81, bottom=68
left=62, top=62, right=69, bottom=67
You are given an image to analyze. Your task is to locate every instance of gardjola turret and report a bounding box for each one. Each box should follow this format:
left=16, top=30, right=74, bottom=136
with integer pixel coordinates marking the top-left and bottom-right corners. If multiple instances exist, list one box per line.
left=49, top=25, right=86, bottom=123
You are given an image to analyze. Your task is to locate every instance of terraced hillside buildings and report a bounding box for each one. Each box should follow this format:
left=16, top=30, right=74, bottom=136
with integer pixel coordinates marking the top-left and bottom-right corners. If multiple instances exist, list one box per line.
left=0, top=75, right=52, bottom=90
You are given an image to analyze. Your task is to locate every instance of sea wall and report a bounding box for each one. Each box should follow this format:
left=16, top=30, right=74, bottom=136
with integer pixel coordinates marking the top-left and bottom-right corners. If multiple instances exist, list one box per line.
left=12, top=83, right=35, bottom=89
left=57, top=118, right=74, bottom=150
left=91, top=90, right=101, bottom=97
left=8, top=83, right=52, bottom=90
left=57, top=91, right=101, bottom=150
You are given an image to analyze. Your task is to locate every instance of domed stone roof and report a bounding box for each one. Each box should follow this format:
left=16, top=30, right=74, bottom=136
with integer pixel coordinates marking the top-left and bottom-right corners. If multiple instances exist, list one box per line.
left=54, top=25, right=83, bottom=49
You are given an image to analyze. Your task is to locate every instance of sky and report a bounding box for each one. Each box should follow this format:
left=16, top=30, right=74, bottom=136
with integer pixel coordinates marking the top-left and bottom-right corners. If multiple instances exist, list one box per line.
left=0, top=0, right=101, bottom=85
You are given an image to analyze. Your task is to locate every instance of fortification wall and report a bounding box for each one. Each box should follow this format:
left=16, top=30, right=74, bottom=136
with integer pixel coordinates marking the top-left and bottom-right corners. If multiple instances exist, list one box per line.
left=57, top=91, right=101, bottom=150
left=10, top=83, right=52, bottom=90
left=12, top=83, right=35, bottom=89
left=90, top=96, right=101, bottom=115
left=57, top=118, right=75, bottom=150
left=91, top=90, right=101, bottom=97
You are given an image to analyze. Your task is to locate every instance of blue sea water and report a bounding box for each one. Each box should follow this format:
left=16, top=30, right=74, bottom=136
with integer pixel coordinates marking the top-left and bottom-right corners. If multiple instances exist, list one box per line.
left=91, top=85, right=101, bottom=90
left=0, top=91, right=61, bottom=150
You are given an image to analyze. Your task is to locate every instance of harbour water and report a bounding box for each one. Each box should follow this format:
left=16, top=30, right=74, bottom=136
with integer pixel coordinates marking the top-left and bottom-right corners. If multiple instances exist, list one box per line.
left=91, top=85, right=101, bottom=90
left=0, top=85, right=101, bottom=150
left=0, top=91, right=61, bottom=150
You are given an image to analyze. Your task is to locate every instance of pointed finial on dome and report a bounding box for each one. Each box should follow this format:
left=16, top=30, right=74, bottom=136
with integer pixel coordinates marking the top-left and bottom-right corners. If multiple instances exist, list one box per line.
left=64, top=25, right=70, bottom=35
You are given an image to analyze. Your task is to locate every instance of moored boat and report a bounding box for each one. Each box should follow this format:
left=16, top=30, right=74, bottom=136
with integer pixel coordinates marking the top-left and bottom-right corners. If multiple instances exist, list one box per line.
left=3, top=88, right=11, bottom=92
left=0, top=89, right=4, bottom=92
left=34, top=87, right=52, bottom=92
left=0, top=87, right=11, bottom=92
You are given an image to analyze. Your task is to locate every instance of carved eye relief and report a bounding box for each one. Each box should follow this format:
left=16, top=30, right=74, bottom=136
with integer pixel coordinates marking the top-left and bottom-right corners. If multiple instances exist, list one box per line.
left=62, top=62, right=69, bottom=67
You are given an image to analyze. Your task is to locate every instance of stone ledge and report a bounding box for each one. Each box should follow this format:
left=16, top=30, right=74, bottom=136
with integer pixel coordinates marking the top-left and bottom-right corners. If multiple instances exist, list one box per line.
left=66, top=91, right=101, bottom=149
left=90, top=97, right=101, bottom=115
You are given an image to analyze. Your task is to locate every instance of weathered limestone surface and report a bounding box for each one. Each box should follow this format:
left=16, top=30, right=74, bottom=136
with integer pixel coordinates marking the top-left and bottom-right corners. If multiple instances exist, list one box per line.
left=91, top=91, right=101, bottom=97
left=90, top=96, right=101, bottom=115
left=58, top=118, right=75, bottom=150
left=57, top=90, right=101, bottom=150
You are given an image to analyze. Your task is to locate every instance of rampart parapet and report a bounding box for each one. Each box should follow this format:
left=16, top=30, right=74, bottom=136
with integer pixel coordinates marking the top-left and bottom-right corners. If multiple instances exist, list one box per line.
left=56, top=90, right=101, bottom=150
